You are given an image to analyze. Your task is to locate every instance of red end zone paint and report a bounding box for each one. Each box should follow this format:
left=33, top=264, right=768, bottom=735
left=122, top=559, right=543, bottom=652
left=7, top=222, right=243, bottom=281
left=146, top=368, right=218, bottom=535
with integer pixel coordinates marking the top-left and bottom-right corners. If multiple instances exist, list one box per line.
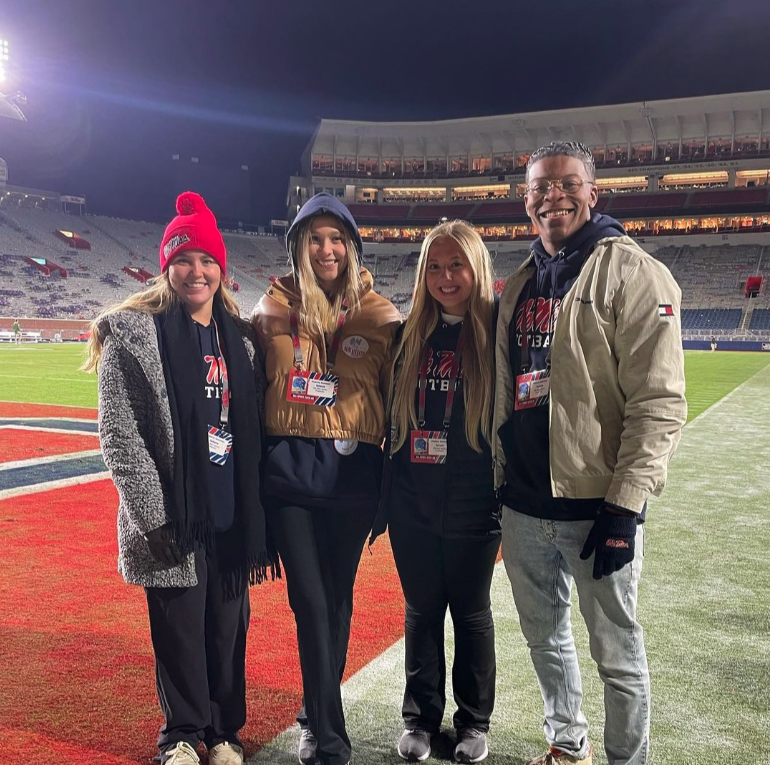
left=0, top=401, right=98, bottom=419
left=0, top=478, right=404, bottom=763
left=0, top=428, right=100, bottom=463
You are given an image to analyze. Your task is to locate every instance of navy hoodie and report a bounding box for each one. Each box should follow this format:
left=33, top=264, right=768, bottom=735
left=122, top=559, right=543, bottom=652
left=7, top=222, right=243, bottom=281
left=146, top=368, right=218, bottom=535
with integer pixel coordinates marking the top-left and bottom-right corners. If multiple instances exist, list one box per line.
left=286, top=193, right=365, bottom=264
left=498, top=213, right=626, bottom=520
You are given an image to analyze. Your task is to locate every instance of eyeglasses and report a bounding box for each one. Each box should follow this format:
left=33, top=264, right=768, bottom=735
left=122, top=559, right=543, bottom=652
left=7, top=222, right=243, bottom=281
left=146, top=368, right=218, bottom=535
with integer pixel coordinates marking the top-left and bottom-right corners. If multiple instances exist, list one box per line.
left=526, top=176, right=594, bottom=196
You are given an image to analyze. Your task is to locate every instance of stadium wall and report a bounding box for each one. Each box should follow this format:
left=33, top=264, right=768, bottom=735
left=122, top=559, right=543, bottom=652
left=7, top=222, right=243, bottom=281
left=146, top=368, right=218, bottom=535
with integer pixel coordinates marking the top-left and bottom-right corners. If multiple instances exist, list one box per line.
left=0, top=316, right=89, bottom=341
left=683, top=339, right=770, bottom=352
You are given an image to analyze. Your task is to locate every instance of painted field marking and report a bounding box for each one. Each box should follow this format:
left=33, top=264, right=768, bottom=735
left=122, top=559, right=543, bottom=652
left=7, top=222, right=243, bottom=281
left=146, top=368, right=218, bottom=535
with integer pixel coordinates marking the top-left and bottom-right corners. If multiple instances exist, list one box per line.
left=0, top=449, right=103, bottom=472
left=0, top=472, right=112, bottom=501
left=246, top=363, right=770, bottom=765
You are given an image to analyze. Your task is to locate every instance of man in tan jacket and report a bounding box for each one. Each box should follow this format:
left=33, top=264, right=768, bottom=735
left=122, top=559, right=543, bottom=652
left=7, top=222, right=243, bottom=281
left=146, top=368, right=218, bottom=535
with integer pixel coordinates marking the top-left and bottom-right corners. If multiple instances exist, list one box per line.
left=493, top=142, right=686, bottom=765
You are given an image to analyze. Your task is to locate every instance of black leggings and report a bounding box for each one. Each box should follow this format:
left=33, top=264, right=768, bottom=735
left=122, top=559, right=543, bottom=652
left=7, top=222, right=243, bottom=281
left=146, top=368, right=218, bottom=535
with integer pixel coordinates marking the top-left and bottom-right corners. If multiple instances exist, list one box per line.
left=389, top=521, right=500, bottom=733
left=269, top=503, right=374, bottom=765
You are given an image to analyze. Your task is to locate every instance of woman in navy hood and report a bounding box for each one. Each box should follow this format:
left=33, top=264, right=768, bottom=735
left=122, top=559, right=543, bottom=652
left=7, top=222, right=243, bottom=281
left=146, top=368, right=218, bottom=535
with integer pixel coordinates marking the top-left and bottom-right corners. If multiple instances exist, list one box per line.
left=253, top=192, right=400, bottom=765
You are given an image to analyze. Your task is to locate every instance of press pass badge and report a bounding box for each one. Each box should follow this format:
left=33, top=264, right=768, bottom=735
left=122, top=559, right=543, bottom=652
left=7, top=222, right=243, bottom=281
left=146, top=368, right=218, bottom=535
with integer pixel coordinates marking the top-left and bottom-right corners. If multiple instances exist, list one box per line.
left=286, top=369, right=339, bottom=407
left=514, top=369, right=551, bottom=410
left=208, top=425, right=234, bottom=465
left=410, top=430, right=448, bottom=464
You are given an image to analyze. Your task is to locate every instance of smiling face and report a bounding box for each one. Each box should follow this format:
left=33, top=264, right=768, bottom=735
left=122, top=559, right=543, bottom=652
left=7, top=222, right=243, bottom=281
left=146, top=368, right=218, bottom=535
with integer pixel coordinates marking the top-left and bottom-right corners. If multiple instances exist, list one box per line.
left=425, top=236, right=475, bottom=317
left=524, top=155, right=598, bottom=255
left=308, top=215, right=349, bottom=289
left=167, top=249, right=221, bottom=323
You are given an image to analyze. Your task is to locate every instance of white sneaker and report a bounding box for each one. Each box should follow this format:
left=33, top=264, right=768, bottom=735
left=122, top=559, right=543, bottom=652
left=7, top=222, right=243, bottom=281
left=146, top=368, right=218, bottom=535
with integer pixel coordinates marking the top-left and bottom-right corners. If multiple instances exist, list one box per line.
left=163, top=741, right=200, bottom=765
left=209, top=741, right=244, bottom=765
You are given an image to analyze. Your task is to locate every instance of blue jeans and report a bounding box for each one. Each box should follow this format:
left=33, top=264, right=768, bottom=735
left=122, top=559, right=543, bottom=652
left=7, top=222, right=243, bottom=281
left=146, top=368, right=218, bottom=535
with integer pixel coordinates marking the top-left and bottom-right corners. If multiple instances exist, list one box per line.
left=502, top=507, right=649, bottom=765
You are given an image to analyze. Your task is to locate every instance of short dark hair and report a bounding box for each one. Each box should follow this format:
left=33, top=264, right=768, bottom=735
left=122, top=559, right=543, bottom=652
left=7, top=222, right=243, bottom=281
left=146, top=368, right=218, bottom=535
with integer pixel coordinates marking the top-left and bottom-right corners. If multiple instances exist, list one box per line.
left=525, top=141, right=596, bottom=182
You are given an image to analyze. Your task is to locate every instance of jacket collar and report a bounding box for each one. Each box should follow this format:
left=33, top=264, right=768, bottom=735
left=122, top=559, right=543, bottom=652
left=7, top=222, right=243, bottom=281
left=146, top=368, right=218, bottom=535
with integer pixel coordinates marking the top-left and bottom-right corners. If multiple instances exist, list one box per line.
left=100, top=310, right=166, bottom=392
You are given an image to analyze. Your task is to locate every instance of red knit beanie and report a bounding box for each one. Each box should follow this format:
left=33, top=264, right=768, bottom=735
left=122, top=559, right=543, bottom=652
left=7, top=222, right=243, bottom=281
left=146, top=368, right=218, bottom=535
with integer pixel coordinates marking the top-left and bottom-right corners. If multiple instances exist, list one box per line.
left=159, top=191, right=227, bottom=274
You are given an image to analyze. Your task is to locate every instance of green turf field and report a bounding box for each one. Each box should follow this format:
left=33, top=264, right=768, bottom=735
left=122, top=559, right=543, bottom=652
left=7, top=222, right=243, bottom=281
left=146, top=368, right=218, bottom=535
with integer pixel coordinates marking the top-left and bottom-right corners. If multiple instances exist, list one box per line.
left=1, top=344, right=769, bottom=415
left=2, top=344, right=769, bottom=764
left=684, top=350, right=770, bottom=421
left=0, top=344, right=96, bottom=408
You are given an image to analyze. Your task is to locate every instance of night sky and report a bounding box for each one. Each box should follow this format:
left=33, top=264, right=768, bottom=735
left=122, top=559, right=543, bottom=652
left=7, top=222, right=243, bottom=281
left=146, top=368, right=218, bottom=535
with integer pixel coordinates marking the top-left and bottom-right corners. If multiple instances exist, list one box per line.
left=1, top=0, right=769, bottom=224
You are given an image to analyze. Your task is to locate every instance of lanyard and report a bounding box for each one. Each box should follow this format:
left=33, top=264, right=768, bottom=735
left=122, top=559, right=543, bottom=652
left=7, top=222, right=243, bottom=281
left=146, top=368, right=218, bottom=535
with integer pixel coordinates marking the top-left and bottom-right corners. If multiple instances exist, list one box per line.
left=417, top=325, right=465, bottom=430
left=289, top=299, right=350, bottom=372
left=211, top=320, right=230, bottom=428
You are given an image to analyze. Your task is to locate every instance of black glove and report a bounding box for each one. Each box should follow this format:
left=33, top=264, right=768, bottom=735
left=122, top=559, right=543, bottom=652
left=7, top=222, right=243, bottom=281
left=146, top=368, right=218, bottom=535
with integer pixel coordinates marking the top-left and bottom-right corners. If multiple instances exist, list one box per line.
left=580, top=508, right=637, bottom=580
left=144, top=524, right=183, bottom=566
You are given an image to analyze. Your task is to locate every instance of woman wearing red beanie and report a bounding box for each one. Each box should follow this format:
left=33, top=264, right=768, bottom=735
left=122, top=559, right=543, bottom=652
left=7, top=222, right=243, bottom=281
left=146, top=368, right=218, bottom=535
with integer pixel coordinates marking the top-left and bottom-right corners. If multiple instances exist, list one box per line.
left=252, top=193, right=401, bottom=765
left=85, top=192, right=275, bottom=765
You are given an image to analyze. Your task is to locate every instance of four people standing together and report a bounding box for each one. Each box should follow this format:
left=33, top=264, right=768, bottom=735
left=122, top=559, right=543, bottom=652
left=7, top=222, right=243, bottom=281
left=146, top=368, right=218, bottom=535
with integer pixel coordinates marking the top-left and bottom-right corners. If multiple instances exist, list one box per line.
left=95, top=141, right=686, bottom=765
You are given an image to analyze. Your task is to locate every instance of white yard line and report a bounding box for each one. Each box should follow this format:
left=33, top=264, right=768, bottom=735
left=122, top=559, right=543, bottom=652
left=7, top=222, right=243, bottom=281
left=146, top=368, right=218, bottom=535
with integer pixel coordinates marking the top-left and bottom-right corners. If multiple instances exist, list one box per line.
left=0, top=400, right=96, bottom=411
left=0, top=449, right=103, bottom=471
left=0, top=424, right=98, bottom=436
left=247, top=362, right=770, bottom=765
left=0, top=471, right=111, bottom=501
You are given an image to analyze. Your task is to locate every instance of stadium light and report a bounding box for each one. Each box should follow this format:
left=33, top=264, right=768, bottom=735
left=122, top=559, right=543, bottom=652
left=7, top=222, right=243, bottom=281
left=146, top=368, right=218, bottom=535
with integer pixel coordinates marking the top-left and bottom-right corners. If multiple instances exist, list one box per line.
left=0, top=39, right=8, bottom=83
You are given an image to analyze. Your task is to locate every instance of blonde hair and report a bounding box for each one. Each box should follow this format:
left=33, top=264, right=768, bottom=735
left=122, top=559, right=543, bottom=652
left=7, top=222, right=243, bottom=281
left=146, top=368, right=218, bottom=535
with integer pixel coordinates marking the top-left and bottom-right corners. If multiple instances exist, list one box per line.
left=390, top=220, right=494, bottom=453
left=290, top=216, right=364, bottom=336
left=82, top=271, right=240, bottom=371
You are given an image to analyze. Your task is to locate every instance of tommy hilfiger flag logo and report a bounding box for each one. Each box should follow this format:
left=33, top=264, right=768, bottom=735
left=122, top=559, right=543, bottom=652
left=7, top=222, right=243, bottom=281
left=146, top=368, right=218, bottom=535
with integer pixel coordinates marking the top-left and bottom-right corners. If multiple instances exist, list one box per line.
left=658, top=304, right=674, bottom=317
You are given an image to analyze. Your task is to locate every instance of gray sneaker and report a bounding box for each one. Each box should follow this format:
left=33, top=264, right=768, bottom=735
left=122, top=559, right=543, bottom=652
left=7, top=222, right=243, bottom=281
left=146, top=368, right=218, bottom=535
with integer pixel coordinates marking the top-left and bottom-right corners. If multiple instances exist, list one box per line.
left=298, top=728, right=318, bottom=765
left=398, top=729, right=431, bottom=762
left=454, top=728, right=488, bottom=763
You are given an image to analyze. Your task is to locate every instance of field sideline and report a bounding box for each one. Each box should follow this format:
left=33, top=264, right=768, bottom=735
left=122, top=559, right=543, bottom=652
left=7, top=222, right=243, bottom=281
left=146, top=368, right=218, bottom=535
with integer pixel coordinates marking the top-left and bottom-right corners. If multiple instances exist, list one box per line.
left=1, top=343, right=770, bottom=421
left=1, top=346, right=769, bottom=764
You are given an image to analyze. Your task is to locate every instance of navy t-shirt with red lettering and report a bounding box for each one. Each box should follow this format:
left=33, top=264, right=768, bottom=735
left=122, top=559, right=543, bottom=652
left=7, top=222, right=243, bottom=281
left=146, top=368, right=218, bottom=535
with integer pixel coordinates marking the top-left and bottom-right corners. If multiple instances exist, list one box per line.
left=195, top=321, right=235, bottom=532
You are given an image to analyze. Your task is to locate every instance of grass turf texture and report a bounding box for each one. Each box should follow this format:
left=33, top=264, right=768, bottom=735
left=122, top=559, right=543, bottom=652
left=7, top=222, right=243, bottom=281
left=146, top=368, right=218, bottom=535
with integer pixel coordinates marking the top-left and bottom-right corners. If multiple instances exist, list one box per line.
left=0, top=478, right=406, bottom=763
left=2, top=345, right=769, bottom=414
left=1, top=350, right=769, bottom=763
left=0, top=428, right=100, bottom=463
left=0, top=344, right=96, bottom=408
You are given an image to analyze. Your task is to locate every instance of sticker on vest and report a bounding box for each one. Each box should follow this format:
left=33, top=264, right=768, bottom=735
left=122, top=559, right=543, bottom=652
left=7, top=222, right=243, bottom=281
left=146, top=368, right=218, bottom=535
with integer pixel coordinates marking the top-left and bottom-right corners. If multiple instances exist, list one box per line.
left=286, top=370, right=338, bottom=407
left=410, top=429, right=448, bottom=464
left=208, top=425, right=233, bottom=465
left=333, top=439, right=358, bottom=456
left=514, top=369, right=550, bottom=410
left=342, top=335, right=369, bottom=359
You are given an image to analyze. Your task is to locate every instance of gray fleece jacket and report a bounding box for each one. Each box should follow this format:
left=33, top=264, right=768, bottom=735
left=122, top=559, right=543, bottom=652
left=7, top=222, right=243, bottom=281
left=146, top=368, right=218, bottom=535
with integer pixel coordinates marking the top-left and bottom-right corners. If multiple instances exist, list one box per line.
left=97, top=308, right=263, bottom=588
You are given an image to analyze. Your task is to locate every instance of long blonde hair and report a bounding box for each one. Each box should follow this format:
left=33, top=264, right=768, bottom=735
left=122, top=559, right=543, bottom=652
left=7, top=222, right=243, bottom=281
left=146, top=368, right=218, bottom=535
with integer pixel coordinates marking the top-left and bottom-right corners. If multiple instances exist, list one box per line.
left=390, top=220, right=494, bottom=453
left=290, top=216, right=364, bottom=336
left=82, top=272, right=240, bottom=371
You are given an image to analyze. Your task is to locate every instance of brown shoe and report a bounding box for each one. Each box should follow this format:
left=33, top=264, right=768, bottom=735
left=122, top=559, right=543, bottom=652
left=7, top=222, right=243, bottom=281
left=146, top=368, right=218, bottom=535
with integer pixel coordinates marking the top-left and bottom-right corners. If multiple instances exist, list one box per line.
left=526, top=744, right=593, bottom=765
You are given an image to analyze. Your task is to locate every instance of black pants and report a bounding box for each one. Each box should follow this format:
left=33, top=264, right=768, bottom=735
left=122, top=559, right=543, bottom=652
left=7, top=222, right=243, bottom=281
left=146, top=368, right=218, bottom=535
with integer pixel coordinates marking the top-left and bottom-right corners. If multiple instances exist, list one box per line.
left=389, top=521, right=500, bottom=733
left=145, top=547, right=250, bottom=758
left=269, top=503, right=374, bottom=765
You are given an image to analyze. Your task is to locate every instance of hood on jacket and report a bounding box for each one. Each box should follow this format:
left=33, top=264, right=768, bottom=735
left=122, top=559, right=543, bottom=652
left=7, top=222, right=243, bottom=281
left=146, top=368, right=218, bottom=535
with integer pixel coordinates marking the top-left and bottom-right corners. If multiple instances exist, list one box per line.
left=265, top=267, right=375, bottom=309
left=531, top=212, right=626, bottom=296
left=286, top=193, right=364, bottom=266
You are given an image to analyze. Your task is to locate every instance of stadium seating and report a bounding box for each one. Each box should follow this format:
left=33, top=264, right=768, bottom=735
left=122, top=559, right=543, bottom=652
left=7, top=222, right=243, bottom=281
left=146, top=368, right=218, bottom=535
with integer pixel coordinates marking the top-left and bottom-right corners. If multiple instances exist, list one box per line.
left=470, top=201, right=526, bottom=220
left=2, top=207, right=769, bottom=336
left=347, top=204, right=411, bottom=220
left=688, top=188, right=768, bottom=208
left=681, top=308, right=742, bottom=330
left=749, top=308, right=770, bottom=330
left=410, top=204, right=475, bottom=222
